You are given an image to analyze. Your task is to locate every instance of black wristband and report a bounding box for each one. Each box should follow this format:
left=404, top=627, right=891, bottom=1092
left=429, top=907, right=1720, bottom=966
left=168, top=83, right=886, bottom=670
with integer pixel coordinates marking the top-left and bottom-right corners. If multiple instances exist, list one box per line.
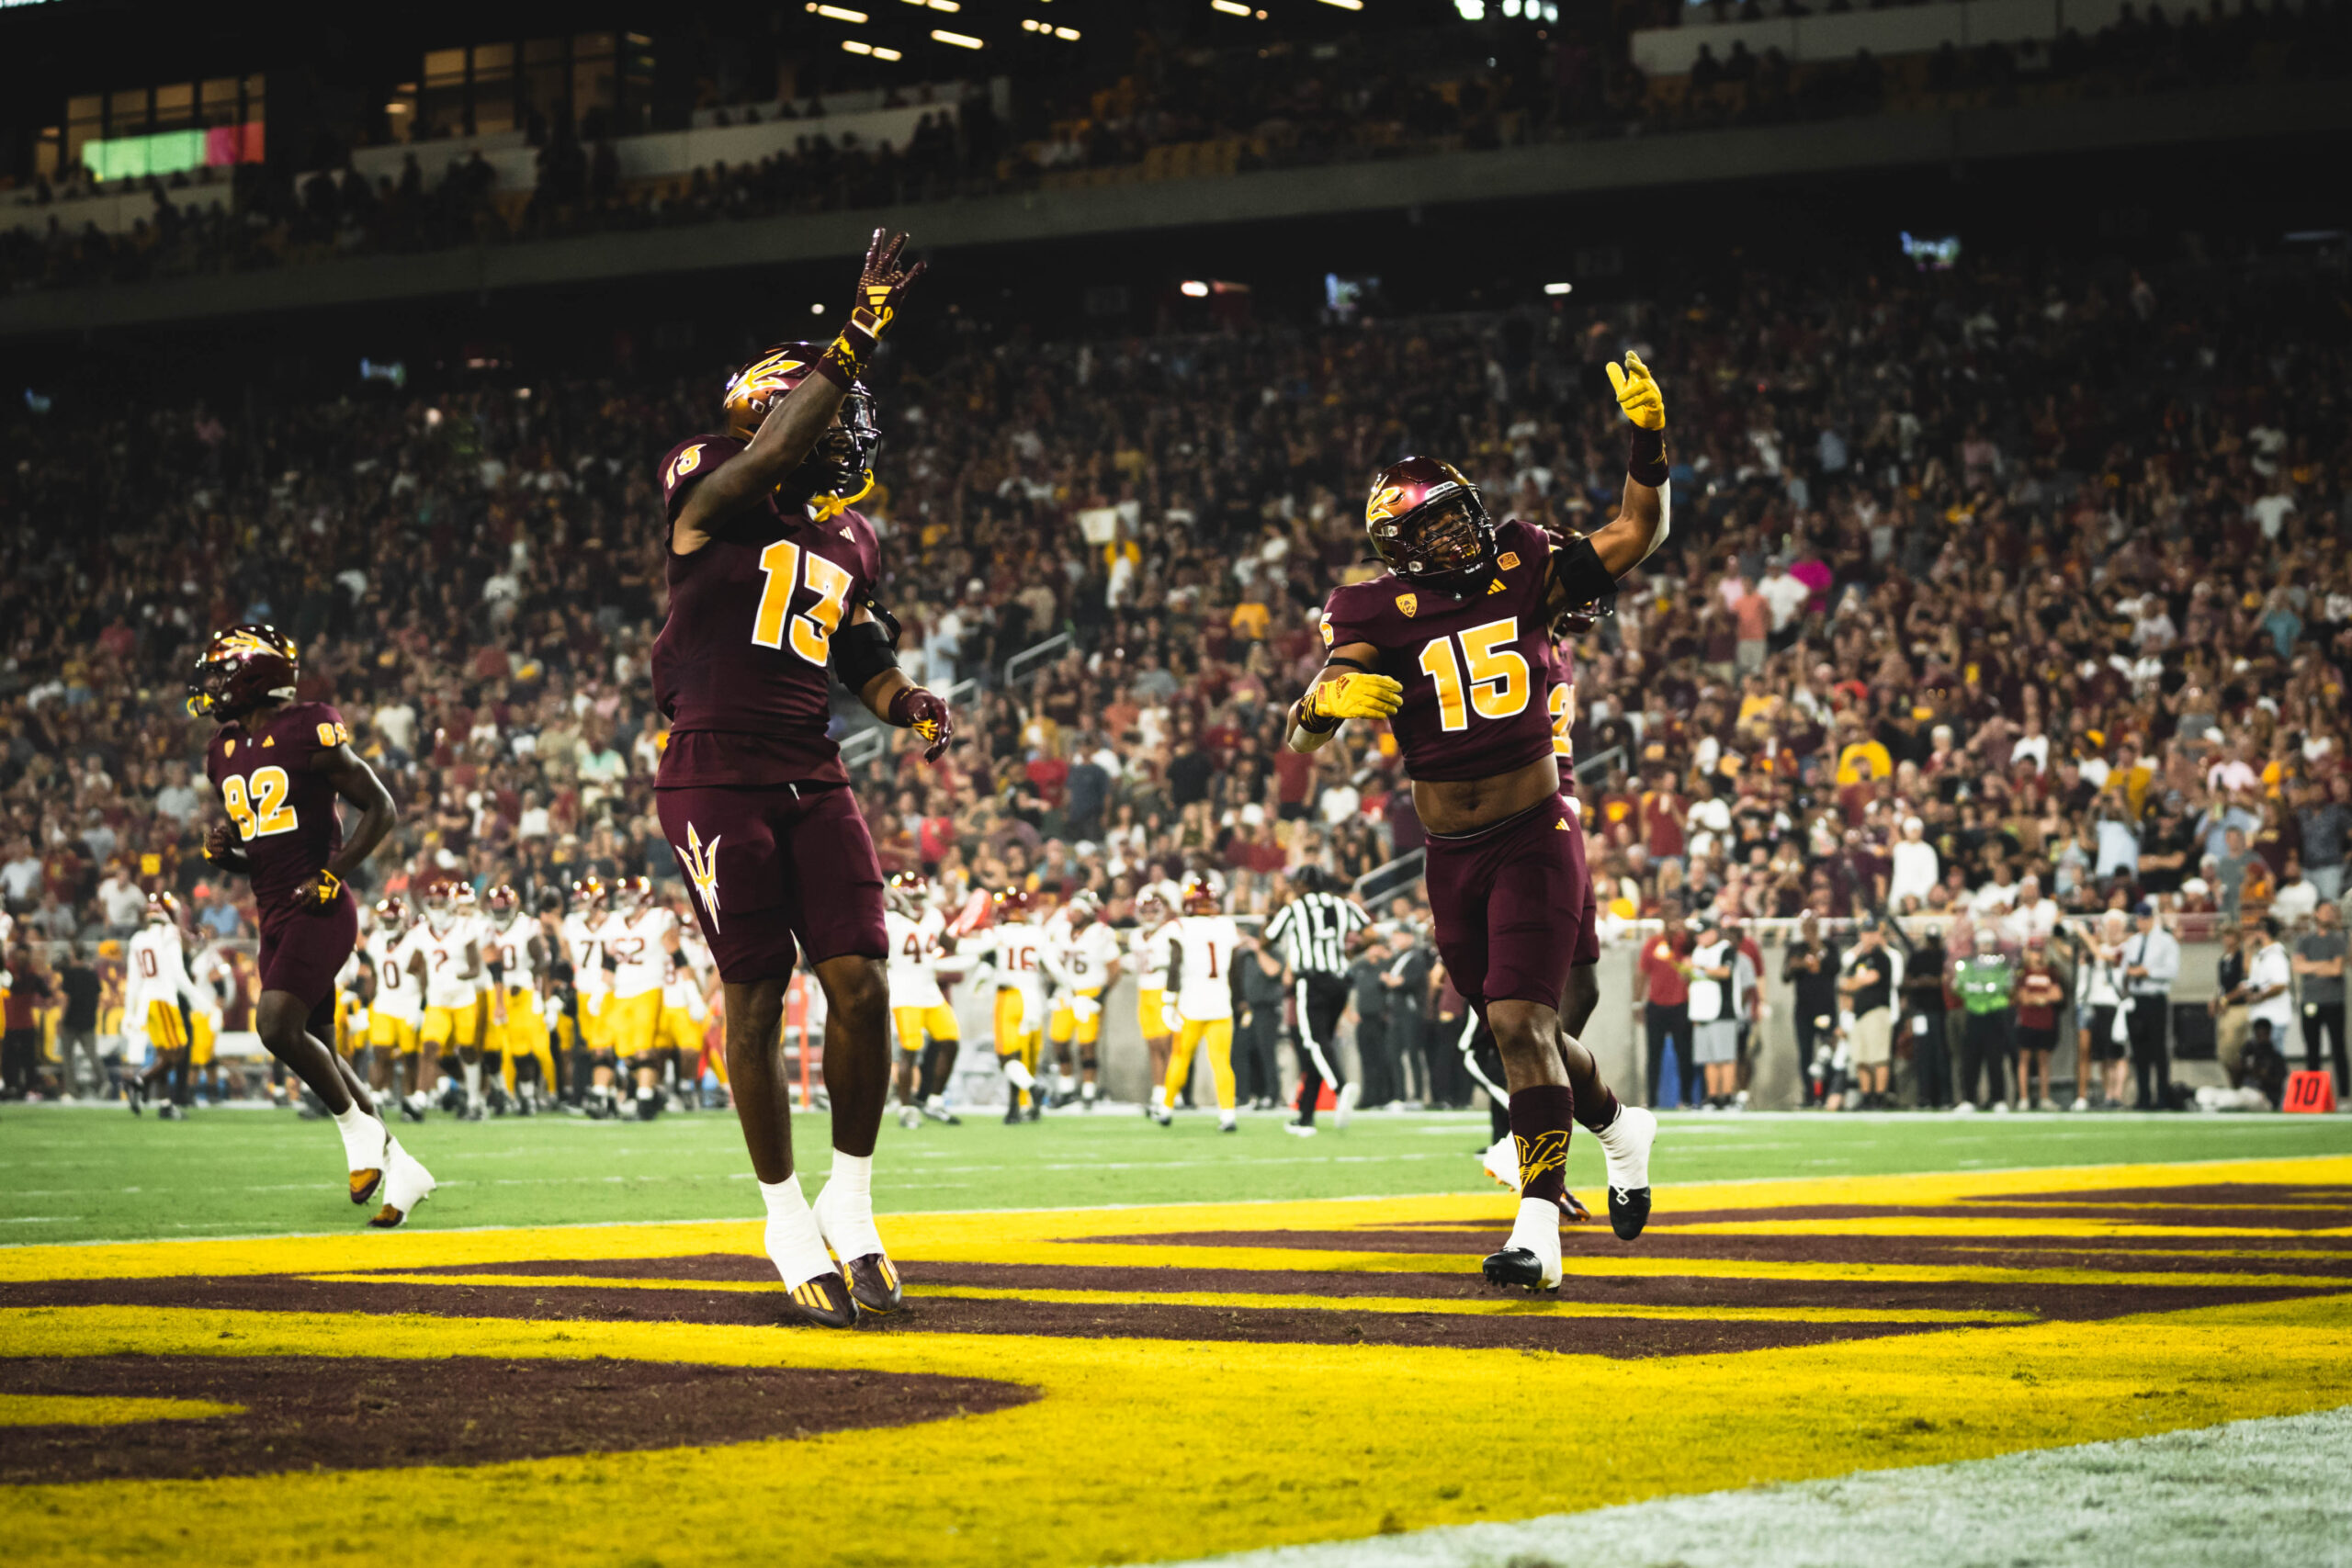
left=1628, top=426, right=1668, bottom=488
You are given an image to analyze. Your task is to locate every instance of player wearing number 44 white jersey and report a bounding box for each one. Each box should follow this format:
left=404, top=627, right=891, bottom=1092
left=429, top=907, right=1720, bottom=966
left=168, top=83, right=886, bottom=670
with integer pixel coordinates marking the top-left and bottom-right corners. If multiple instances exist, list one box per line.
left=1156, top=875, right=1242, bottom=1133
left=884, top=871, right=962, bottom=1129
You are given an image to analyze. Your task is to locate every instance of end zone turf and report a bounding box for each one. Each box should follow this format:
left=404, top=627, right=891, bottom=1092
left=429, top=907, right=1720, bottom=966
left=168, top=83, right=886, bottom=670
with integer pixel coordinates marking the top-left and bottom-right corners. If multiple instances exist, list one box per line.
left=4, top=1154, right=2350, bottom=1567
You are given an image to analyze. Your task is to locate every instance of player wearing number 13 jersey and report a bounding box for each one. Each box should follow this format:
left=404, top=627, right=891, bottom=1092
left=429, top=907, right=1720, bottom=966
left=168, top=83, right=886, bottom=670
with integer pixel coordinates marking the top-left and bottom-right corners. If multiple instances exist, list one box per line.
left=192, top=624, right=434, bottom=1227
left=1287, top=353, right=1677, bottom=1292
left=650, top=229, right=944, bottom=1328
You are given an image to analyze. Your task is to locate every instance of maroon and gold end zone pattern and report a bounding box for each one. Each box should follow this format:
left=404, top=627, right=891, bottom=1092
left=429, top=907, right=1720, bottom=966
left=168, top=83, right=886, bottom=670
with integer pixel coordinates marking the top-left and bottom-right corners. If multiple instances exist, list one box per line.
left=5, top=1158, right=2352, bottom=1568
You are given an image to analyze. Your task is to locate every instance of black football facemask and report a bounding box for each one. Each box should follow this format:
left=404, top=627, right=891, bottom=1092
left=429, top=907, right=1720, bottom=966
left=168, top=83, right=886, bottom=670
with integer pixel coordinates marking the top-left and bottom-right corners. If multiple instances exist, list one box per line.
left=1371, top=493, right=1498, bottom=599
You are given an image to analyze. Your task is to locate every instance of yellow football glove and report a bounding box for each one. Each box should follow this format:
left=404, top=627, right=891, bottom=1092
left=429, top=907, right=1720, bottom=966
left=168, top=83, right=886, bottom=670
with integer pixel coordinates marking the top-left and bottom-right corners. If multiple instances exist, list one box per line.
left=1606, top=351, right=1666, bottom=431
left=1302, top=670, right=1404, bottom=728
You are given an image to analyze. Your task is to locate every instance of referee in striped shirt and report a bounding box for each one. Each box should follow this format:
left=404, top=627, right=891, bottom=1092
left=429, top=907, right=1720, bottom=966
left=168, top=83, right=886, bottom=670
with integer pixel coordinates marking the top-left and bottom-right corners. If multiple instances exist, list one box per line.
left=1266, top=866, right=1369, bottom=1134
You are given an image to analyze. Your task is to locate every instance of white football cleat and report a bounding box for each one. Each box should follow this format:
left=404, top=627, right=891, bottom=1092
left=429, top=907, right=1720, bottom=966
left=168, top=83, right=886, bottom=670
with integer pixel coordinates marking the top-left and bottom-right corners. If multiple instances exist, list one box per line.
left=1481, top=1134, right=1520, bottom=1192
left=1334, top=1082, right=1360, bottom=1130
left=368, top=1138, right=436, bottom=1228
left=1596, top=1104, right=1657, bottom=1241
left=2070, top=1097, right=2090, bottom=1112
left=1283, top=1120, right=1318, bottom=1137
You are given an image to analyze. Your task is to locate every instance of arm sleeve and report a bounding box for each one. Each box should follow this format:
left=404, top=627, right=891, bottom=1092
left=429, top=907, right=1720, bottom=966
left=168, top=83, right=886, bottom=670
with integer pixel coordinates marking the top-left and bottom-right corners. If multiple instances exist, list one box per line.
left=1547, top=534, right=1617, bottom=612
left=1263, top=905, right=1295, bottom=947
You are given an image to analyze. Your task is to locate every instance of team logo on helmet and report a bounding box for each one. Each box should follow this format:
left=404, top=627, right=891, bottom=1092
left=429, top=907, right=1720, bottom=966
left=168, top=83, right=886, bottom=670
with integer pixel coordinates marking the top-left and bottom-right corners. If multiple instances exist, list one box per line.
left=1366, top=485, right=1408, bottom=525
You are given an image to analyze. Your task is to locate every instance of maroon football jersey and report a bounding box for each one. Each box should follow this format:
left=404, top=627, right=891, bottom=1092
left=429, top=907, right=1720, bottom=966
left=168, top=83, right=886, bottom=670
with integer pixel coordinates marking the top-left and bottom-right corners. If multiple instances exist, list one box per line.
left=1546, top=634, right=1577, bottom=771
left=652, top=434, right=883, bottom=789
left=1320, top=518, right=1566, bottom=784
left=204, top=703, right=350, bottom=911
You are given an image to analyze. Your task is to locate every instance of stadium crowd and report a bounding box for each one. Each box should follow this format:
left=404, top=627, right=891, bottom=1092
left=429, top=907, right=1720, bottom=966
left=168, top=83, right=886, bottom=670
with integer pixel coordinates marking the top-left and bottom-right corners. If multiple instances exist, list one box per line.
left=1, top=235, right=2347, bottom=1110
left=5, top=1, right=2346, bottom=295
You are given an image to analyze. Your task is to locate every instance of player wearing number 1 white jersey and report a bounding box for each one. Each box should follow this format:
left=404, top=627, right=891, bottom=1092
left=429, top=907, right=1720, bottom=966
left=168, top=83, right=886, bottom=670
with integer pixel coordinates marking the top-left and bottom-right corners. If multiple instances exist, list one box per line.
left=1156, top=874, right=1242, bottom=1133
left=124, top=895, right=204, bottom=1116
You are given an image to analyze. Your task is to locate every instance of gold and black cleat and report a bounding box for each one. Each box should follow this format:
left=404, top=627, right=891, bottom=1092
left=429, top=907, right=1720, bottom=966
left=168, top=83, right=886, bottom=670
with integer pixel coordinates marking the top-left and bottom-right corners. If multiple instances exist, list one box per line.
left=841, top=1252, right=903, bottom=1314
left=349, top=1167, right=385, bottom=1206
left=784, top=1270, right=861, bottom=1329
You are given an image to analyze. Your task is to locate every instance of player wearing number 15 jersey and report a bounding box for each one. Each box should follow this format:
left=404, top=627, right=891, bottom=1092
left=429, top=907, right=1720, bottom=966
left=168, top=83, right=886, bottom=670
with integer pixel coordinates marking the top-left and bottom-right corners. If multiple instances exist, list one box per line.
left=192, top=624, right=433, bottom=1226
left=1286, top=354, right=1678, bottom=1292
left=650, top=229, right=944, bottom=1327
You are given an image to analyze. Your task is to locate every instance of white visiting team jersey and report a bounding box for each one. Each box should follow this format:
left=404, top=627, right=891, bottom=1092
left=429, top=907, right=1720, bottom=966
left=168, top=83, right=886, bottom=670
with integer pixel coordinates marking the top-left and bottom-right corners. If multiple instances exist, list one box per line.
left=123, top=923, right=199, bottom=1022
left=605, top=907, right=675, bottom=998
left=370, top=927, right=425, bottom=1021
left=971, top=919, right=1051, bottom=1024
left=665, top=932, right=713, bottom=1015
left=885, top=908, right=949, bottom=1010
left=1046, top=919, right=1122, bottom=995
left=563, top=912, right=614, bottom=999
left=1131, top=921, right=1173, bottom=988
left=483, top=919, right=539, bottom=989
left=1170, top=914, right=1240, bottom=1021
left=419, top=917, right=481, bottom=1010
left=189, top=944, right=232, bottom=1023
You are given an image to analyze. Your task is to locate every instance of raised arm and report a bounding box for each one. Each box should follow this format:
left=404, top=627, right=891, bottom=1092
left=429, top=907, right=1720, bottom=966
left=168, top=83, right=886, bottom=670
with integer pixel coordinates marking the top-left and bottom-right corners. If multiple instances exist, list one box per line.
left=673, top=230, right=925, bottom=555
left=1545, top=353, right=1672, bottom=617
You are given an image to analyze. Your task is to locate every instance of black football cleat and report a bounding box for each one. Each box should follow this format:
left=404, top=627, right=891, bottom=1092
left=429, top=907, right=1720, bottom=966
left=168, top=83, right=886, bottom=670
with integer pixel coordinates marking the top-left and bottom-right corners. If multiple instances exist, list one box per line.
left=783, top=1270, right=860, bottom=1329
left=1481, top=1246, right=1557, bottom=1292
left=1608, top=1184, right=1652, bottom=1241
left=840, top=1253, right=903, bottom=1314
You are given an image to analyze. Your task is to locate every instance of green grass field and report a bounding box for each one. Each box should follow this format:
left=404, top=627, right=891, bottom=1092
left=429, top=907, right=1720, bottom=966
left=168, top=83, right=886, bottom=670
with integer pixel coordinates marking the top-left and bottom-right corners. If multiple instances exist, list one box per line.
left=6, top=1103, right=2349, bottom=1246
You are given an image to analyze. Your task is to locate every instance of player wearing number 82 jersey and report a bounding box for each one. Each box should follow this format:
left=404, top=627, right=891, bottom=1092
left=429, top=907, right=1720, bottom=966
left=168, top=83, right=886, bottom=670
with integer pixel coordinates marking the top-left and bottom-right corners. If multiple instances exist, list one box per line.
left=1290, top=354, right=1672, bottom=1288
left=193, top=623, right=429, bottom=1226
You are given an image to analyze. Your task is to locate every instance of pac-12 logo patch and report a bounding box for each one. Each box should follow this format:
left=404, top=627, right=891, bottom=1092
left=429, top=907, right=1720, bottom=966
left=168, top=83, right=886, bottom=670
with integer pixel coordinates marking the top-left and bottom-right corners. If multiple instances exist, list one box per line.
left=1498, top=551, right=1520, bottom=571
left=1317, top=616, right=1335, bottom=649
left=1395, top=593, right=1418, bottom=618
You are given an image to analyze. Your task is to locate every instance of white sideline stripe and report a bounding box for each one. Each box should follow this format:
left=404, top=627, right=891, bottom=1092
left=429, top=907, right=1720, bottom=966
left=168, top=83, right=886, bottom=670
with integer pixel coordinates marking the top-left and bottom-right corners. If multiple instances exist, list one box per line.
left=1156, top=1406, right=2352, bottom=1568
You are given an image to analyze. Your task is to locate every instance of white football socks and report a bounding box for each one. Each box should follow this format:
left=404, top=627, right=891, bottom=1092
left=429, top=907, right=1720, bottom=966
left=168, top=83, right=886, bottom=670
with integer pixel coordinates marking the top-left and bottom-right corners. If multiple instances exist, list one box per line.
left=1001, top=1057, right=1035, bottom=1091
left=332, top=1103, right=387, bottom=1171
left=813, top=1150, right=885, bottom=1261
left=760, top=1174, right=837, bottom=1289
left=462, top=1060, right=482, bottom=1106
left=1149, top=1084, right=1168, bottom=1110
left=1507, top=1195, right=1564, bottom=1284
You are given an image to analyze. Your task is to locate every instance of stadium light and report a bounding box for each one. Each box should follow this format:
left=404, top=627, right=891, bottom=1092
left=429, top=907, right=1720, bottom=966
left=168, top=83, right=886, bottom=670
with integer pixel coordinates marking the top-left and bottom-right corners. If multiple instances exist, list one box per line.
left=811, top=301, right=828, bottom=313
left=1056, top=24, right=1080, bottom=37
left=1212, top=0, right=1252, bottom=11
left=843, top=38, right=873, bottom=51
left=1180, top=280, right=1210, bottom=298
left=807, top=3, right=869, bottom=20
left=1319, top=0, right=1363, bottom=8
left=932, top=27, right=983, bottom=45
left=876, top=43, right=903, bottom=56
left=1544, top=281, right=1573, bottom=296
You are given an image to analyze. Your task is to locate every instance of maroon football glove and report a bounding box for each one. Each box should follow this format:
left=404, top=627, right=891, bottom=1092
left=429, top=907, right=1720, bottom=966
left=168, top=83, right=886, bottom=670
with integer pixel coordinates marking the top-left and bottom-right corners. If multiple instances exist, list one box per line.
left=888, top=686, right=955, bottom=763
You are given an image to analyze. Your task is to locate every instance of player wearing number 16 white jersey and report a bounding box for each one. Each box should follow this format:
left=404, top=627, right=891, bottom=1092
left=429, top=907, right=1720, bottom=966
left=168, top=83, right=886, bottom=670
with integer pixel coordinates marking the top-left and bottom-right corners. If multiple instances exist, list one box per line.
left=1156, top=874, right=1242, bottom=1133
left=966, top=889, right=1050, bottom=1122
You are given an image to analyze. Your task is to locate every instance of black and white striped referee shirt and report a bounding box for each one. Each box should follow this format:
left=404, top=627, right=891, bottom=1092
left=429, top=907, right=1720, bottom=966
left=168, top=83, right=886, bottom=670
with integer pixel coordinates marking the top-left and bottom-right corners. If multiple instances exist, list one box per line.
left=1264, top=891, right=1369, bottom=978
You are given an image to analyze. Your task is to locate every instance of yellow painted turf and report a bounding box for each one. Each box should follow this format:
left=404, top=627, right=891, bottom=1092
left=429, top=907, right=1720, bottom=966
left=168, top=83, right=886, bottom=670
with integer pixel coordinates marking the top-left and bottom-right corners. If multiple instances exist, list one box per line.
left=3, top=1156, right=2350, bottom=1568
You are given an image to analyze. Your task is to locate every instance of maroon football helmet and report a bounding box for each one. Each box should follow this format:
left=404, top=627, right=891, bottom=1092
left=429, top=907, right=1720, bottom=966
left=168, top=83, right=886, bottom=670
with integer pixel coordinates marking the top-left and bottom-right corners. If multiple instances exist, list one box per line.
left=1363, top=456, right=1497, bottom=598
left=485, top=884, right=521, bottom=923
left=720, top=342, right=880, bottom=500
left=187, top=625, right=299, bottom=721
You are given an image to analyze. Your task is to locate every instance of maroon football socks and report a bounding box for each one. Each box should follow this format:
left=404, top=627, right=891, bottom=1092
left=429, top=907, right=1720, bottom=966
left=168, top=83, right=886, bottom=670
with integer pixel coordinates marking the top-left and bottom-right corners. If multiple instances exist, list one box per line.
left=1510, top=1083, right=1577, bottom=1206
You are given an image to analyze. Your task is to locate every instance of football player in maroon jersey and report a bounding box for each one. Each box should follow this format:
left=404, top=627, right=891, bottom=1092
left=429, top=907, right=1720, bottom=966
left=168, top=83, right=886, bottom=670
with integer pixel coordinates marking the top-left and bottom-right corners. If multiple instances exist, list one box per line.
left=1284, top=354, right=1673, bottom=1291
left=651, top=229, right=944, bottom=1327
left=193, top=625, right=435, bottom=1226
